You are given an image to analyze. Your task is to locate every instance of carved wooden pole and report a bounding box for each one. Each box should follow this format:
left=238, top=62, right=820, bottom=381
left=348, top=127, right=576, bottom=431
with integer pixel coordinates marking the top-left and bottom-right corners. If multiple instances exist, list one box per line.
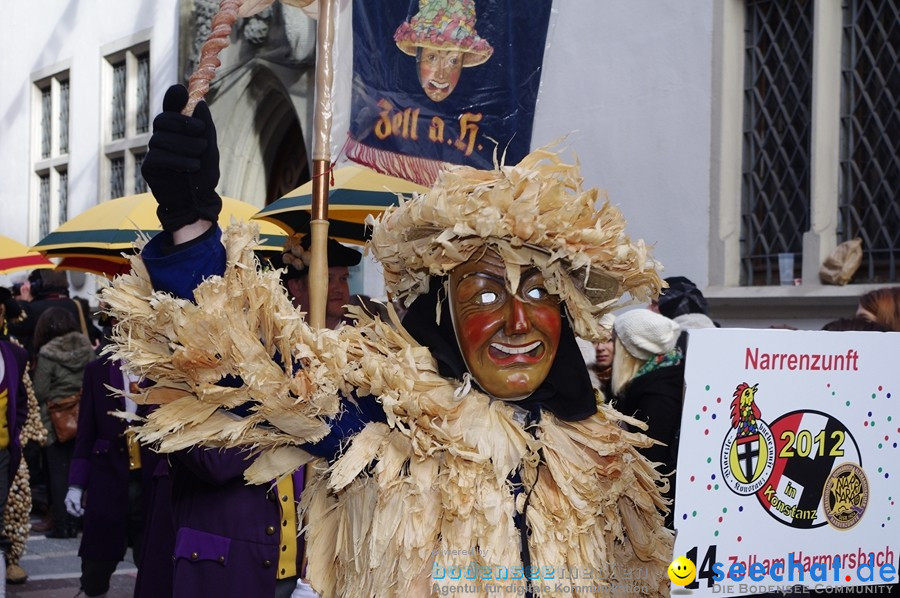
left=307, top=0, right=336, bottom=329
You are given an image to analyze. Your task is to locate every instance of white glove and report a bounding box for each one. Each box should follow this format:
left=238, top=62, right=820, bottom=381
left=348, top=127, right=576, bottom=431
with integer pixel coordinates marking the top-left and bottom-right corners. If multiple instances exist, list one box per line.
left=291, top=580, right=321, bottom=598
left=65, top=486, right=84, bottom=517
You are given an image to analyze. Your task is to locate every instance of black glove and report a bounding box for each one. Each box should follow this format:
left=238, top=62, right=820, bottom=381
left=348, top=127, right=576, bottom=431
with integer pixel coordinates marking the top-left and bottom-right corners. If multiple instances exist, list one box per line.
left=141, top=84, right=221, bottom=232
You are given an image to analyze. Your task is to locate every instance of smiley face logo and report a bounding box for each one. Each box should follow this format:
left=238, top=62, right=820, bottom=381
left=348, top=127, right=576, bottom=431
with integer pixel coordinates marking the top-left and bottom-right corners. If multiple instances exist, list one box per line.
left=668, top=556, right=696, bottom=586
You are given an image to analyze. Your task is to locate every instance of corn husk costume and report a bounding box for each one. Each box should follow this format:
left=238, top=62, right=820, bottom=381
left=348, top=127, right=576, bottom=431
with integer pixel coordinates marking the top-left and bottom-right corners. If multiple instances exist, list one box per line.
left=102, top=147, right=673, bottom=597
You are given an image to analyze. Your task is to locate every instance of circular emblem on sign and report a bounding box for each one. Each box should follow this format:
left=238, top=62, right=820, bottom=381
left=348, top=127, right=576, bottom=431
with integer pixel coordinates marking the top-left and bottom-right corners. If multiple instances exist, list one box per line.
left=757, top=410, right=861, bottom=529
left=721, top=419, right=776, bottom=496
left=823, top=462, right=869, bottom=530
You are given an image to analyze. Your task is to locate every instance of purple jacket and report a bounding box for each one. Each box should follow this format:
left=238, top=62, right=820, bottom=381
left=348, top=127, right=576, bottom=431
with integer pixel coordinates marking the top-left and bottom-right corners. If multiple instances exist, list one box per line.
left=169, top=449, right=305, bottom=598
left=142, top=229, right=305, bottom=598
left=0, top=342, right=29, bottom=482
left=69, top=357, right=160, bottom=562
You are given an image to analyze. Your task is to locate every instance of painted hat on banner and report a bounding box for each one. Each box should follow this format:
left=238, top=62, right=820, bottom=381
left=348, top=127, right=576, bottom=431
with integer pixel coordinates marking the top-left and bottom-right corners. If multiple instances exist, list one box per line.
left=394, top=0, right=494, bottom=67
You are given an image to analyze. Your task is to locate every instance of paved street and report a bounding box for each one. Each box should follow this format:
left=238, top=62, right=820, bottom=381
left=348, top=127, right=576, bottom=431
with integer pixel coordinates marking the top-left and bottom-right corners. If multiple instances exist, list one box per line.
left=6, top=517, right=136, bottom=598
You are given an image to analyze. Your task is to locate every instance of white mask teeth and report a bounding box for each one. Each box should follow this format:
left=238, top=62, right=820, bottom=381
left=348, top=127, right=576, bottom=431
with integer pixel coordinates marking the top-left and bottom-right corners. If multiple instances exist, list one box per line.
left=490, top=340, right=542, bottom=355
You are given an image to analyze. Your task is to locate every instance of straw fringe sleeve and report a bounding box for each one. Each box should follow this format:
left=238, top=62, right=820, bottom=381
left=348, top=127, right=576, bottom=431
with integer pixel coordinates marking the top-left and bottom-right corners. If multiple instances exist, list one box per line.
left=101, top=222, right=673, bottom=598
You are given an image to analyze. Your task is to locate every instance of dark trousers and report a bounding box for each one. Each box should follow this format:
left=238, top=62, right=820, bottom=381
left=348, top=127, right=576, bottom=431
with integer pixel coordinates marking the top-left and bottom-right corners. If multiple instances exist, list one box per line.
left=81, top=558, right=118, bottom=597
left=275, top=576, right=299, bottom=598
left=45, top=440, right=75, bottom=531
left=80, top=472, right=145, bottom=597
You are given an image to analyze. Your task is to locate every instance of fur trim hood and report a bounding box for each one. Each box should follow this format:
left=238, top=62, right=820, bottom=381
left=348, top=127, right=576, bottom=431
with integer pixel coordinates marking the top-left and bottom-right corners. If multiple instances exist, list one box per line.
left=38, top=331, right=95, bottom=371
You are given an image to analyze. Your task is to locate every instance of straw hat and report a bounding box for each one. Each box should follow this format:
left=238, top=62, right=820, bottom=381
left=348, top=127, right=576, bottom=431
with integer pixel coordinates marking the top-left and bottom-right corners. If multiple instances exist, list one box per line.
left=394, top=0, right=494, bottom=67
left=368, top=146, right=664, bottom=341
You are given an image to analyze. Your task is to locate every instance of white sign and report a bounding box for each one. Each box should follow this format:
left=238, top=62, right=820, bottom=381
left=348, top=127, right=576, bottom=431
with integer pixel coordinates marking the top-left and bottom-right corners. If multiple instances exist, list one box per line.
left=673, top=329, right=898, bottom=596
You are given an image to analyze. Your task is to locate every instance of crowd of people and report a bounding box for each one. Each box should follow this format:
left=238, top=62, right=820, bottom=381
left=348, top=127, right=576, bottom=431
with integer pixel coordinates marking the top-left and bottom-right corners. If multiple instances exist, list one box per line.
left=0, top=86, right=894, bottom=598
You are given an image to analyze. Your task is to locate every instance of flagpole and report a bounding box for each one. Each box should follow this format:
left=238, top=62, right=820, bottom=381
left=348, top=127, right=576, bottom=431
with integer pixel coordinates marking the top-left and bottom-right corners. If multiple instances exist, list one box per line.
left=307, top=0, right=336, bottom=330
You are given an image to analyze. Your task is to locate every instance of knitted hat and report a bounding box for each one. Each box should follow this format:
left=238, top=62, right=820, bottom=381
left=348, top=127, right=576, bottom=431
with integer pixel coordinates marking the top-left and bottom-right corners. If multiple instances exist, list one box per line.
left=613, top=310, right=681, bottom=360
left=394, top=0, right=494, bottom=67
left=657, top=276, right=708, bottom=319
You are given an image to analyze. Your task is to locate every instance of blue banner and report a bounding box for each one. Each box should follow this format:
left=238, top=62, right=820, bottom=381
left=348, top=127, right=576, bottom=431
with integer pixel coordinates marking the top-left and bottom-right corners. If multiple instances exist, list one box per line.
left=347, top=0, right=553, bottom=184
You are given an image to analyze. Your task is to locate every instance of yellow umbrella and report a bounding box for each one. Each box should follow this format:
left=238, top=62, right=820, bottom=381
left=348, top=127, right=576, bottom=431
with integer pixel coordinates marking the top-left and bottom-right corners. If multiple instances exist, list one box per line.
left=0, top=234, right=55, bottom=274
left=33, top=193, right=288, bottom=259
left=253, top=165, right=427, bottom=246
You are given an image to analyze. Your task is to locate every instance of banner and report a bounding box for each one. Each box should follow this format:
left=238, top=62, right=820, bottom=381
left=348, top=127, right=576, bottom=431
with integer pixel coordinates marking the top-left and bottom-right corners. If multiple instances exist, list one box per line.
left=347, top=0, right=552, bottom=185
left=673, top=328, right=898, bottom=596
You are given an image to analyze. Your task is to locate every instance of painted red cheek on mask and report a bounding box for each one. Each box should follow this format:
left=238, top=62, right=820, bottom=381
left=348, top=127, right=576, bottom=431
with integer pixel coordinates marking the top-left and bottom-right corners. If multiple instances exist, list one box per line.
left=459, top=309, right=502, bottom=353
left=529, top=304, right=561, bottom=340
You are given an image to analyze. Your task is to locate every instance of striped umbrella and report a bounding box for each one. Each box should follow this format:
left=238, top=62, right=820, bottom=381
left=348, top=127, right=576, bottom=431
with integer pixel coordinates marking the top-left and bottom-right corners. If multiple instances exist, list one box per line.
left=33, top=193, right=288, bottom=264
left=253, top=165, right=427, bottom=245
left=0, top=235, right=55, bottom=274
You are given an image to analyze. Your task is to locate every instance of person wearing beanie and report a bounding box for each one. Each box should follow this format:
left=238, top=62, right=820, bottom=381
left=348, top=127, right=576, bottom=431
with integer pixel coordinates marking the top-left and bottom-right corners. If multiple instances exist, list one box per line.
left=653, top=276, right=716, bottom=353
left=611, top=309, right=685, bottom=528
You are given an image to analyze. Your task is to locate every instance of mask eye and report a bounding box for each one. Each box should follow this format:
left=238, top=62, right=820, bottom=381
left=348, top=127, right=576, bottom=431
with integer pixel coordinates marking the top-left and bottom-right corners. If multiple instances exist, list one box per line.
left=475, top=290, right=498, bottom=305
left=525, top=286, right=548, bottom=301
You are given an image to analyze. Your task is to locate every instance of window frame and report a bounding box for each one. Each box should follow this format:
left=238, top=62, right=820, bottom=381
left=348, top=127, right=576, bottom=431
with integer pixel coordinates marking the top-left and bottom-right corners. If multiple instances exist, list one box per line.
left=31, top=63, right=71, bottom=242
left=100, top=33, right=151, bottom=201
left=706, top=0, right=891, bottom=323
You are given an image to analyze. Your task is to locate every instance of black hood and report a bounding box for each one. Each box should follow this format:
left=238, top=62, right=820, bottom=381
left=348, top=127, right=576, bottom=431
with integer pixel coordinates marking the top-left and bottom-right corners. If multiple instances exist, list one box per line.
left=401, top=278, right=596, bottom=422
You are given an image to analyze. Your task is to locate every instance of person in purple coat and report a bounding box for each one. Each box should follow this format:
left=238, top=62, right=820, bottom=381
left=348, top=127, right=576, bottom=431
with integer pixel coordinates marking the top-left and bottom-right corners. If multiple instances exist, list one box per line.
left=0, top=341, right=29, bottom=571
left=132, top=85, right=306, bottom=598
left=66, top=356, right=163, bottom=597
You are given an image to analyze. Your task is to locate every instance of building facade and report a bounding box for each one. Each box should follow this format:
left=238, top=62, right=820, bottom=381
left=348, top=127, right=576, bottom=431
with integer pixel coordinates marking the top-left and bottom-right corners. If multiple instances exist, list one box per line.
left=1, top=0, right=896, bottom=328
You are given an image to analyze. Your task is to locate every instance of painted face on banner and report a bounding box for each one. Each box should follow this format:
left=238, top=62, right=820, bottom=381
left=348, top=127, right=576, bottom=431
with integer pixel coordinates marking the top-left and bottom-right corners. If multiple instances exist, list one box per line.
left=449, top=250, right=562, bottom=400
left=417, top=47, right=464, bottom=102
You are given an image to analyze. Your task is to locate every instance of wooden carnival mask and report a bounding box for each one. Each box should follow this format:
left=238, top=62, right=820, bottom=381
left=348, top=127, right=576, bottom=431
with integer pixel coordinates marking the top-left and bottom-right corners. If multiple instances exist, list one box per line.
left=448, top=249, right=561, bottom=400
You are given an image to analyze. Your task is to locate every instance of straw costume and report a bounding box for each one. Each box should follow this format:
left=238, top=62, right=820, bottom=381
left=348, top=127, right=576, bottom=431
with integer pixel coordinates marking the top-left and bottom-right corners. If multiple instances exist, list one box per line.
left=103, top=138, right=673, bottom=596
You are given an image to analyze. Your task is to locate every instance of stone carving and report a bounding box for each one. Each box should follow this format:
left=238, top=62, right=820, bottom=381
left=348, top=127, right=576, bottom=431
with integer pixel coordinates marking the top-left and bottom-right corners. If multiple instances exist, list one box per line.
left=242, top=6, right=273, bottom=45
left=185, top=0, right=221, bottom=81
